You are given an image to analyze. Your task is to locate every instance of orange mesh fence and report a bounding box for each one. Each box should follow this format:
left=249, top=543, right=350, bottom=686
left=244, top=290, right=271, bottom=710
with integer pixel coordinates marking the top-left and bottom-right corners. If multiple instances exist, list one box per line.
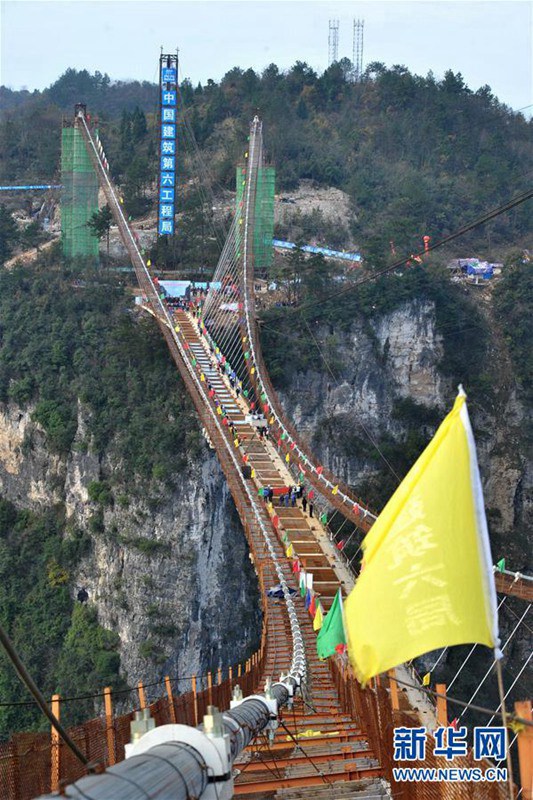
left=0, top=647, right=267, bottom=800
left=113, top=711, right=134, bottom=764
left=0, top=733, right=50, bottom=800
left=330, top=658, right=511, bottom=800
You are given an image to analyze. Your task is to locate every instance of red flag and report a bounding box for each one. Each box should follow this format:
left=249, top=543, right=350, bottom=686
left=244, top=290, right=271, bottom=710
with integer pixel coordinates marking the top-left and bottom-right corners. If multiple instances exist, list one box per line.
left=292, top=559, right=300, bottom=574
left=336, top=540, right=345, bottom=550
left=290, top=442, right=296, bottom=450
left=316, top=466, right=323, bottom=475
left=335, top=643, right=347, bottom=655
left=272, top=515, right=279, bottom=528
left=309, top=593, right=316, bottom=617
left=308, top=490, right=315, bottom=500
left=450, top=718, right=459, bottom=730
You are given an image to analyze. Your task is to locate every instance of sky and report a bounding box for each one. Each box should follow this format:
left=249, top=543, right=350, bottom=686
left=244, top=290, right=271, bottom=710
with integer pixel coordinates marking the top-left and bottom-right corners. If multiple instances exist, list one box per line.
left=0, top=0, right=532, bottom=113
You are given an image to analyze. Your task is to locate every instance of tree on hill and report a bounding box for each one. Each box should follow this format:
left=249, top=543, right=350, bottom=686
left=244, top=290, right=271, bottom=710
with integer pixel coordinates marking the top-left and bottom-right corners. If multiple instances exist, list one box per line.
left=0, top=206, right=18, bottom=265
left=87, top=204, right=113, bottom=256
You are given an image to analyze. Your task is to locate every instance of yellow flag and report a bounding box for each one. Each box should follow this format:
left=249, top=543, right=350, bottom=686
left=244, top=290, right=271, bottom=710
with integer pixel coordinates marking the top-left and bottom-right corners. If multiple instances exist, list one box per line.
left=345, top=390, right=499, bottom=685
left=251, top=468, right=256, bottom=479
left=332, top=485, right=339, bottom=495
left=285, top=453, right=290, bottom=463
left=313, top=602, right=323, bottom=631
left=147, top=259, right=151, bottom=267
left=422, top=672, right=431, bottom=686
left=286, top=543, right=294, bottom=558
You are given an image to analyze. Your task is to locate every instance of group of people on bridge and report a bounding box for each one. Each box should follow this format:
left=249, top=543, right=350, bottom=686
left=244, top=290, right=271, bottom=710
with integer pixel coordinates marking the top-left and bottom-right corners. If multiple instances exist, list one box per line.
left=163, top=294, right=325, bottom=528
left=261, top=484, right=315, bottom=517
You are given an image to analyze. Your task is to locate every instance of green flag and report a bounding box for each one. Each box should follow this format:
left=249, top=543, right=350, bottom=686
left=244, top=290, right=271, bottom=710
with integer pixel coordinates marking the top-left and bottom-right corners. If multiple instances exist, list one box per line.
left=317, top=589, right=346, bottom=660
left=300, top=573, right=306, bottom=597
left=496, top=558, right=506, bottom=573
left=320, top=512, right=328, bottom=524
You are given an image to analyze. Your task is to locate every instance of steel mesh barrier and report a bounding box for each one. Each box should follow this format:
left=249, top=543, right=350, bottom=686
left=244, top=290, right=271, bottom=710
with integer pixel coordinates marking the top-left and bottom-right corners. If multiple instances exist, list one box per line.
left=0, top=732, right=50, bottom=800
left=113, top=711, right=134, bottom=764
left=0, top=653, right=267, bottom=800
left=329, top=658, right=511, bottom=800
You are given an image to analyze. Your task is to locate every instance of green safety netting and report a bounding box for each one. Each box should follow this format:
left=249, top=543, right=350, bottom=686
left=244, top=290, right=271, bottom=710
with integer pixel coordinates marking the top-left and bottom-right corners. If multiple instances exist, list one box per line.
left=235, top=165, right=275, bottom=272
left=61, top=127, right=99, bottom=261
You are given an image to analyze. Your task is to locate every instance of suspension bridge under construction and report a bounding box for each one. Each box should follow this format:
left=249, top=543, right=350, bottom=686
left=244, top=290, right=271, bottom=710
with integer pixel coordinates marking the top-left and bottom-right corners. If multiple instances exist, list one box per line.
left=1, top=98, right=532, bottom=800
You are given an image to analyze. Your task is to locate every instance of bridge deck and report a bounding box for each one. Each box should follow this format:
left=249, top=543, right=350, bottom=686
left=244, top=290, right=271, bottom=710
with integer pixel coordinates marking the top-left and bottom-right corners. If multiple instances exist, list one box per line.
left=174, top=310, right=381, bottom=796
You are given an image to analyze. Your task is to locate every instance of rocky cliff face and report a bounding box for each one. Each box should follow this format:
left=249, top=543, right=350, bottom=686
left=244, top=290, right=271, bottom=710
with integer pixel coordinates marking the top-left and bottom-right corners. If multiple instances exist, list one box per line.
left=0, top=399, right=260, bottom=692
left=275, top=298, right=531, bottom=564
left=279, top=300, right=445, bottom=485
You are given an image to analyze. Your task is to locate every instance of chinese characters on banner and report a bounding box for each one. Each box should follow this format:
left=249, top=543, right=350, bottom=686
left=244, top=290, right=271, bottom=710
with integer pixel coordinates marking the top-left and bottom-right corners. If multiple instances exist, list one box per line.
left=159, top=58, right=178, bottom=235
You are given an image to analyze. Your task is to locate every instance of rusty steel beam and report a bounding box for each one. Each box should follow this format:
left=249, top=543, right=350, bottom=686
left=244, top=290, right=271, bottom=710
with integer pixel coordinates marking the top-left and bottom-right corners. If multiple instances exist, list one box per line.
left=495, top=572, right=533, bottom=602
left=233, top=764, right=382, bottom=794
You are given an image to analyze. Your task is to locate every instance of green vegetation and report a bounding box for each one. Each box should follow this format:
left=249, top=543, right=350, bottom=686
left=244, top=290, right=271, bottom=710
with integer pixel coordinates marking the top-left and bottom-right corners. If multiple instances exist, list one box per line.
left=0, top=262, right=201, bottom=485
left=0, top=498, right=125, bottom=736
left=139, top=640, right=167, bottom=664
left=87, top=204, right=113, bottom=256
left=493, top=254, right=532, bottom=402
left=0, top=262, right=207, bottom=735
left=87, top=480, right=113, bottom=506
left=121, top=536, right=171, bottom=557
left=1, top=63, right=531, bottom=267
left=0, top=206, right=18, bottom=264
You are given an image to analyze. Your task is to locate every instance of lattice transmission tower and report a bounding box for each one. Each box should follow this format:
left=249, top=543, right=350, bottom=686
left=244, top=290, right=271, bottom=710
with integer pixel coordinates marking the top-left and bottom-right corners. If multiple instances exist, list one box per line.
left=352, top=18, right=364, bottom=81
left=328, top=19, right=339, bottom=65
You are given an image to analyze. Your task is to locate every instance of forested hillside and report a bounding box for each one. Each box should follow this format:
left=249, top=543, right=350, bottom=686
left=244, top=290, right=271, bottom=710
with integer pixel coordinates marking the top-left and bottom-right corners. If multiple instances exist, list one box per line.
left=1, top=61, right=531, bottom=263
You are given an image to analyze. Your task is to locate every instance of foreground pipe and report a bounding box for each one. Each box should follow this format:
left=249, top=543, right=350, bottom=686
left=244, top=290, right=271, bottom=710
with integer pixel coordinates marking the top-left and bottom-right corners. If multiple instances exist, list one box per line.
left=36, top=686, right=292, bottom=800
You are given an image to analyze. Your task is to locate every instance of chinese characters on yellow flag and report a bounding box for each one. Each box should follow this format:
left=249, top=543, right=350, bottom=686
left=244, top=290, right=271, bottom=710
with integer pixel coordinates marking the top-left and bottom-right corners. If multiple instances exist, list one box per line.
left=345, top=389, right=500, bottom=685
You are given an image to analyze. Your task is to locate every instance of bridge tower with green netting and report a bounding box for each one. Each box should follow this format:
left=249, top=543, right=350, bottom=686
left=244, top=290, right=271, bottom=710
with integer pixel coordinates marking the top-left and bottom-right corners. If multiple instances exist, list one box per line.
left=61, top=125, right=99, bottom=262
left=236, top=164, right=275, bottom=273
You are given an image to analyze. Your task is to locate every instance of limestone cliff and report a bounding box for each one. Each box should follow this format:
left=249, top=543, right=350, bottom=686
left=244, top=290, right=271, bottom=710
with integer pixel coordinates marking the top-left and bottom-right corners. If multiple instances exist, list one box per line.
left=273, top=298, right=531, bottom=565
left=0, top=398, right=260, bottom=694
